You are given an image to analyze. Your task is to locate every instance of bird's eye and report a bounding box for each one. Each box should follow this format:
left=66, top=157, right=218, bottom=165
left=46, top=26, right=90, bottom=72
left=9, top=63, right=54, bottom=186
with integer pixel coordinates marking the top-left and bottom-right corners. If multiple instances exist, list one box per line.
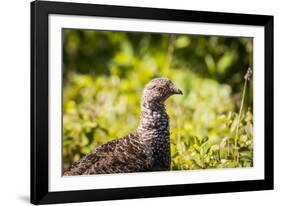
left=157, top=87, right=164, bottom=93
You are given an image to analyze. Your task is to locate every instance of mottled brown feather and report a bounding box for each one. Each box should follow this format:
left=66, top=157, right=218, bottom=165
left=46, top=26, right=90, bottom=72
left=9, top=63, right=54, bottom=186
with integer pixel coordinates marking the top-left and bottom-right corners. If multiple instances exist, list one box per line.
left=63, top=77, right=182, bottom=175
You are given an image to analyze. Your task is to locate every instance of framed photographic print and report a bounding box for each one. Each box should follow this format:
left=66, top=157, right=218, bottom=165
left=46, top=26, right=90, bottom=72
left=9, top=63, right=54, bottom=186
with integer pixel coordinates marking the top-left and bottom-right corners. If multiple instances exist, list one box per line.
left=31, top=0, right=274, bottom=204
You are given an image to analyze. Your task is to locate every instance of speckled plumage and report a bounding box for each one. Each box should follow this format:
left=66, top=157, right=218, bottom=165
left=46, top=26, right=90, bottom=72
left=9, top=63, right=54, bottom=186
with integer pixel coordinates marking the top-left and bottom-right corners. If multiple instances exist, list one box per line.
left=63, top=77, right=182, bottom=175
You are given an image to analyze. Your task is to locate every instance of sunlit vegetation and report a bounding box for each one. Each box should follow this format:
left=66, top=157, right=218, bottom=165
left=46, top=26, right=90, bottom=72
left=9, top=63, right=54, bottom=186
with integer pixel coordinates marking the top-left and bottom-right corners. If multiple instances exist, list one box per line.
left=63, top=29, right=253, bottom=171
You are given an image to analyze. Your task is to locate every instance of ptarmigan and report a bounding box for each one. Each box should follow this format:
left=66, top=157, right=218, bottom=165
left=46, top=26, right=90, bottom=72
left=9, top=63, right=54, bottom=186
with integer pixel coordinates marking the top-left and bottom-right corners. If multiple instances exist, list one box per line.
left=63, top=77, right=182, bottom=175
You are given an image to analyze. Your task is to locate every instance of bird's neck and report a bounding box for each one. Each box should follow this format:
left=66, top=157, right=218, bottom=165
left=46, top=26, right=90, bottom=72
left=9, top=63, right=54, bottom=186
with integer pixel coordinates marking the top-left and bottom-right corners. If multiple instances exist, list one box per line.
left=137, top=100, right=171, bottom=170
left=136, top=101, right=169, bottom=140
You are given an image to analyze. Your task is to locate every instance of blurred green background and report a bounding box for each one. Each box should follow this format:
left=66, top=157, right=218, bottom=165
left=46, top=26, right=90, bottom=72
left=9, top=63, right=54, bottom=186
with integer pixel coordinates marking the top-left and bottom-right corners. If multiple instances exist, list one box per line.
left=63, top=29, right=253, bottom=171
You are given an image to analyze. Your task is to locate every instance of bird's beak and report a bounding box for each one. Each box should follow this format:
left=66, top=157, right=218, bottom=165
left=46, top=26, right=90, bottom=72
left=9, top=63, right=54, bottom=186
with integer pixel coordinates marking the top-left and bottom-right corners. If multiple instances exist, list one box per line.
left=172, top=87, right=183, bottom=95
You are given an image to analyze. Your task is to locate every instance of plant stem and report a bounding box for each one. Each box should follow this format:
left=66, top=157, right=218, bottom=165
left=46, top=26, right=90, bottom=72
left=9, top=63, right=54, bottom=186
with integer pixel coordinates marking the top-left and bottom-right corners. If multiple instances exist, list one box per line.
left=166, top=34, right=176, bottom=70
left=234, top=78, right=248, bottom=163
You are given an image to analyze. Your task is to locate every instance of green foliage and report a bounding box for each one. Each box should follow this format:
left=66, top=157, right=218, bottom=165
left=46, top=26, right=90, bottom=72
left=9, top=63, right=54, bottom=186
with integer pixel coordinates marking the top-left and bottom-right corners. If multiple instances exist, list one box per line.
left=63, top=29, right=253, bottom=171
left=170, top=109, right=253, bottom=170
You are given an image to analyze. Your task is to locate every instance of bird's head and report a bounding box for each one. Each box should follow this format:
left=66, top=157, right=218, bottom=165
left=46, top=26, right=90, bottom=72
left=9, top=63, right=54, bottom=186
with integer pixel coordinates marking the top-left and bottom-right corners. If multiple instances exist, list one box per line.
left=141, top=77, right=183, bottom=108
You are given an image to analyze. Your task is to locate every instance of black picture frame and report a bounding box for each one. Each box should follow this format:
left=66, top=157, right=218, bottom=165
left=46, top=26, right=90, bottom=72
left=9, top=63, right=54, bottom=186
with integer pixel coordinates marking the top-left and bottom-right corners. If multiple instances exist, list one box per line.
left=31, top=0, right=274, bottom=204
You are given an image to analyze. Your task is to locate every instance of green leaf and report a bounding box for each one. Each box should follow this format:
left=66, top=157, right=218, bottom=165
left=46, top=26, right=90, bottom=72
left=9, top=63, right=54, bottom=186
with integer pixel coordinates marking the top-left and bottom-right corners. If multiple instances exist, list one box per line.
left=175, top=36, right=190, bottom=48
left=230, top=116, right=239, bottom=133
left=217, top=50, right=236, bottom=75
left=201, top=136, right=209, bottom=144
left=193, top=144, right=201, bottom=154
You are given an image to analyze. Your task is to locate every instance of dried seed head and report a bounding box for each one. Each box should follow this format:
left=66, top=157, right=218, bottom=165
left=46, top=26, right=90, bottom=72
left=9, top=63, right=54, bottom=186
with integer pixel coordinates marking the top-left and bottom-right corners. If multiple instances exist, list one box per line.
left=244, top=67, right=252, bottom=81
